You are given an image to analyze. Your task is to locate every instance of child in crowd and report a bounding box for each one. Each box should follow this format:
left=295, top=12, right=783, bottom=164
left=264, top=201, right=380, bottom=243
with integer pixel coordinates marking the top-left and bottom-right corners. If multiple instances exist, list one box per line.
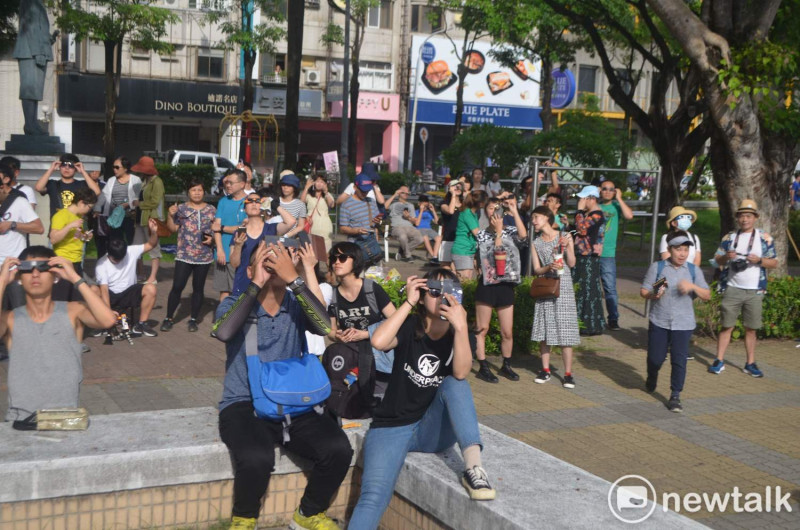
left=50, top=187, right=97, bottom=279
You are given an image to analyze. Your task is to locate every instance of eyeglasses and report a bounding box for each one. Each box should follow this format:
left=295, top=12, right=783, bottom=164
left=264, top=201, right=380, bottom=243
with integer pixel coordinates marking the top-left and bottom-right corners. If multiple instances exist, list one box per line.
left=16, top=260, right=55, bottom=273
left=601, top=187, right=615, bottom=191
left=329, top=254, right=351, bottom=264
left=113, top=165, right=122, bottom=170
left=425, top=287, right=443, bottom=298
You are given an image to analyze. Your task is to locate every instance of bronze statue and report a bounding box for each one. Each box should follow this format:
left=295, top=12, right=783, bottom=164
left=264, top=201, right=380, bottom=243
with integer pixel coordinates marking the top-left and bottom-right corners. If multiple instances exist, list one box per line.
left=14, top=0, right=54, bottom=136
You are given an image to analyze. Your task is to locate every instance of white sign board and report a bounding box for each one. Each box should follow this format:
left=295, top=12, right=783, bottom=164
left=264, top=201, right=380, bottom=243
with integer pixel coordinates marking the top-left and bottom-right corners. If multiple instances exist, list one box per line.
left=419, top=127, right=429, bottom=144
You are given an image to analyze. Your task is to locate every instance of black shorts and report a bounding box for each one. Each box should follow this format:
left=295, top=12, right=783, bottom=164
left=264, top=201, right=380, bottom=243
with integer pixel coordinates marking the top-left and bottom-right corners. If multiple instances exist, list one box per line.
left=475, top=281, right=515, bottom=308
left=109, top=284, right=144, bottom=309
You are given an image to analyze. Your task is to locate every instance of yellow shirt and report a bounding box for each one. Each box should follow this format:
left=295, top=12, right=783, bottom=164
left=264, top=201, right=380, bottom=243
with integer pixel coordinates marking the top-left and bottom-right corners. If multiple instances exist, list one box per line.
left=51, top=208, right=84, bottom=263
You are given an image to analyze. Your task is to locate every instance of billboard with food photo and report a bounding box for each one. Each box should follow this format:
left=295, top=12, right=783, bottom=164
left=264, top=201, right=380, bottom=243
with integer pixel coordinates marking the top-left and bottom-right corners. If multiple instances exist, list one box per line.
left=410, top=36, right=542, bottom=129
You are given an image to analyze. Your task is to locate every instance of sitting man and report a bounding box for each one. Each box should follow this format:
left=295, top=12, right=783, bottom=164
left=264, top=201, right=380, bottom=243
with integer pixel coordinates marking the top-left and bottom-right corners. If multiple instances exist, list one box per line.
left=213, top=242, right=353, bottom=530
left=95, top=218, right=160, bottom=337
left=0, top=247, right=116, bottom=422
left=385, top=185, right=424, bottom=261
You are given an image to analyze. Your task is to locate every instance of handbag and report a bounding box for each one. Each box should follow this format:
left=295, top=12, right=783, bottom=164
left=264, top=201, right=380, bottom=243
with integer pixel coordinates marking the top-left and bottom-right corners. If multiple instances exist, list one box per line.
left=529, top=274, right=561, bottom=299
left=303, top=197, right=322, bottom=233
left=152, top=218, right=171, bottom=238
left=244, top=319, right=330, bottom=440
left=353, top=199, right=382, bottom=265
left=12, top=408, right=89, bottom=431
left=107, top=205, right=126, bottom=229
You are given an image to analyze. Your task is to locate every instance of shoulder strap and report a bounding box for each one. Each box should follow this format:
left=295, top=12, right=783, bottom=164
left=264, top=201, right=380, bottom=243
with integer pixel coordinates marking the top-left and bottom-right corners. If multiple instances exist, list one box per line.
left=244, top=317, right=258, bottom=358
left=0, top=189, right=22, bottom=219
left=687, top=262, right=697, bottom=284
left=363, top=279, right=381, bottom=316
left=656, top=259, right=666, bottom=279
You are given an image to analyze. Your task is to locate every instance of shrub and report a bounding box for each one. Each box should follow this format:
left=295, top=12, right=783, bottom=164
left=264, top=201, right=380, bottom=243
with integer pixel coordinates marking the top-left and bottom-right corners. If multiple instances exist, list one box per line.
left=695, top=277, right=800, bottom=339
left=157, top=163, right=215, bottom=195
left=378, top=171, right=408, bottom=195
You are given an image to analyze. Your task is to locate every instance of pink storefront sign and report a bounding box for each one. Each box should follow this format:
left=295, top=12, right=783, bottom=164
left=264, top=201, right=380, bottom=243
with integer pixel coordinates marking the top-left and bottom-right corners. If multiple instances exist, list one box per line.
left=330, top=93, right=400, bottom=121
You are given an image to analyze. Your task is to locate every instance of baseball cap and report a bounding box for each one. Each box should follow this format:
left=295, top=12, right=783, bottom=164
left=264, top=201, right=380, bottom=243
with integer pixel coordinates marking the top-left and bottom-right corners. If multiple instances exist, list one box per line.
left=280, top=172, right=301, bottom=188
left=577, top=185, right=600, bottom=198
left=667, top=235, right=695, bottom=247
left=355, top=173, right=374, bottom=193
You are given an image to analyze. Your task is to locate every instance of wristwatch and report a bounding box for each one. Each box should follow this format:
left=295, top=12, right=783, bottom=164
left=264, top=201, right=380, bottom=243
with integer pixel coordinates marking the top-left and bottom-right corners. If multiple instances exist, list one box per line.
left=10, top=221, right=17, bottom=231
left=288, top=276, right=305, bottom=292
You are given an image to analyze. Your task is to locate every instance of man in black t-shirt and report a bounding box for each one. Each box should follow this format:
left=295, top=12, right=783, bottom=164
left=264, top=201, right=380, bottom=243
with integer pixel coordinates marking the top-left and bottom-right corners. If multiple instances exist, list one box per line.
left=35, top=154, right=100, bottom=219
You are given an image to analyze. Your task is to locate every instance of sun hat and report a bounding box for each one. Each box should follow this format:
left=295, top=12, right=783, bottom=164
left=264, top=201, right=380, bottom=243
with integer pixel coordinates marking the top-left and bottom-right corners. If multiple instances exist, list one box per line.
left=665, top=206, right=697, bottom=229
left=131, top=156, right=158, bottom=176
left=280, top=172, right=301, bottom=189
left=735, top=199, right=759, bottom=217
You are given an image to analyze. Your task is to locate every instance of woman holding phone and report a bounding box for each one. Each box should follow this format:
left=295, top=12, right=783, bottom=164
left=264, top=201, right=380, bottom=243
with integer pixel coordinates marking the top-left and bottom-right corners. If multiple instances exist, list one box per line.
left=348, top=269, right=496, bottom=529
left=451, top=190, right=488, bottom=280
left=301, top=174, right=335, bottom=251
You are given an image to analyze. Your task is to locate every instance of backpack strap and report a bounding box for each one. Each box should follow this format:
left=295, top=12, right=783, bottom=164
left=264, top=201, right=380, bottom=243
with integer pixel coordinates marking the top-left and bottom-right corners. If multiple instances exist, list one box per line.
left=656, top=259, right=666, bottom=280
left=0, top=189, right=22, bottom=220
left=687, top=262, right=697, bottom=284
left=363, top=278, right=381, bottom=317
left=658, top=258, right=697, bottom=284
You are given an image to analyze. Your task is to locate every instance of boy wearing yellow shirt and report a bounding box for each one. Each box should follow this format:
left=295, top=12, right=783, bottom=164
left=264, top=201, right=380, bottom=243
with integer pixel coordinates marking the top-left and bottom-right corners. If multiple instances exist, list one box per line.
left=50, top=187, right=97, bottom=278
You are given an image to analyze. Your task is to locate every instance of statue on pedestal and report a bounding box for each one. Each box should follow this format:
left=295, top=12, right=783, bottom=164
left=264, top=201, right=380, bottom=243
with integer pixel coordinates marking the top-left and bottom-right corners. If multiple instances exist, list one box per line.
left=14, top=0, right=55, bottom=136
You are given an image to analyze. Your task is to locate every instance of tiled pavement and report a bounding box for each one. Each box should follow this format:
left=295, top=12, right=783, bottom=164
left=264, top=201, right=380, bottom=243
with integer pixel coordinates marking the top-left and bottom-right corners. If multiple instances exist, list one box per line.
left=1, top=249, right=798, bottom=529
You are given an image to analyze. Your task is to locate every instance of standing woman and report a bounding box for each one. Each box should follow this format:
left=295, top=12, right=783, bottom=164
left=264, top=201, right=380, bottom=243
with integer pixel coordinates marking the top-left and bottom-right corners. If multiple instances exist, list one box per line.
left=451, top=190, right=488, bottom=280
left=530, top=206, right=580, bottom=388
left=348, top=270, right=496, bottom=529
left=659, top=206, right=701, bottom=266
left=438, top=180, right=464, bottom=270
left=277, top=171, right=306, bottom=237
left=473, top=198, right=528, bottom=383
left=301, top=174, right=335, bottom=251
left=161, top=179, right=216, bottom=332
left=97, top=156, right=141, bottom=255
left=132, top=156, right=164, bottom=285
left=572, top=186, right=606, bottom=335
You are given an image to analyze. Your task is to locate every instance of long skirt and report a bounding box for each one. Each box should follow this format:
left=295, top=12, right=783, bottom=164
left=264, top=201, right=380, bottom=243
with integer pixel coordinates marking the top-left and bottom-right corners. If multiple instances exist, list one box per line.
left=573, top=255, right=605, bottom=334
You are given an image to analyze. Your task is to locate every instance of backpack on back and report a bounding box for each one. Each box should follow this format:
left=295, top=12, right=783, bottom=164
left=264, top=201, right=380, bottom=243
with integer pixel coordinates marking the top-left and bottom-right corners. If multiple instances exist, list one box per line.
left=321, top=340, right=377, bottom=420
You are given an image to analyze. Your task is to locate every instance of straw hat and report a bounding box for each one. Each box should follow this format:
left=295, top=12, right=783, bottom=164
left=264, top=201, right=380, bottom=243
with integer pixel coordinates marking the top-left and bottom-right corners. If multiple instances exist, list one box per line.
left=735, top=199, right=759, bottom=217
left=131, top=156, right=158, bottom=176
left=665, top=206, right=697, bottom=229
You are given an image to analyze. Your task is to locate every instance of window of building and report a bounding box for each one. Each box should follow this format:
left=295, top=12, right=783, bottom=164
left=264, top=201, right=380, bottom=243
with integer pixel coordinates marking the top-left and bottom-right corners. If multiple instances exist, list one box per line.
left=411, top=5, right=441, bottom=33
left=197, top=47, right=224, bottom=79
left=368, top=1, right=392, bottom=29
left=577, top=65, right=597, bottom=94
left=189, top=0, right=229, bottom=9
left=331, top=60, right=394, bottom=92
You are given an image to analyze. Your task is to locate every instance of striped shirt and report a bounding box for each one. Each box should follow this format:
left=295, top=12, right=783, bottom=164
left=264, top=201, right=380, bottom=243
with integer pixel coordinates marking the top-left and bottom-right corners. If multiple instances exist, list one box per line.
left=339, top=196, right=375, bottom=239
left=280, top=198, right=306, bottom=230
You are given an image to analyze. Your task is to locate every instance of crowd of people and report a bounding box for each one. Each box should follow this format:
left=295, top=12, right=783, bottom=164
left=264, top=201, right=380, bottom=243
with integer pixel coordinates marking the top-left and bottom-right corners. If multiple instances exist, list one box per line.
left=0, top=153, right=782, bottom=529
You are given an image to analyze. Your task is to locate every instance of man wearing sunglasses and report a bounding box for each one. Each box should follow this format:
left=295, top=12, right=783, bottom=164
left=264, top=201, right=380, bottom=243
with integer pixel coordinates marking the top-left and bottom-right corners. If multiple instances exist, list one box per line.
left=0, top=166, right=44, bottom=267
left=35, top=153, right=100, bottom=219
left=0, top=247, right=116, bottom=421
left=597, top=180, right=633, bottom=330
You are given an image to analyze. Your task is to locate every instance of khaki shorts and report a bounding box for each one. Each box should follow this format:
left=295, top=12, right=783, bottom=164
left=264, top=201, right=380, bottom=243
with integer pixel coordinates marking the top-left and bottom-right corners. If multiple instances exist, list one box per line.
left=720, top=286, right=763, bottom=330
left=133, top=225, right=163, bottom=259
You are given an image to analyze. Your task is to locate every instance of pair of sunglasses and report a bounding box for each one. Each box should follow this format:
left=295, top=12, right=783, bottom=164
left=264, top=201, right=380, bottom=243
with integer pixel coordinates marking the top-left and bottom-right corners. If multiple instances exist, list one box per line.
left=244, top=197, right=262, bottom=204
left=16, top=260, right=56, bottom=273
left=60, top=162, right=76, bottom=169
left=113, top=165, right=122, bottom=170
left=329, top=254, right=352, bottom=264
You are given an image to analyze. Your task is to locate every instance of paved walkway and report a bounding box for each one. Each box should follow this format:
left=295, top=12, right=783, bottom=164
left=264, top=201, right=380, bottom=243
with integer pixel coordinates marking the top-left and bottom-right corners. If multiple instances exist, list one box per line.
left=1, top=246, right=798, bottom=529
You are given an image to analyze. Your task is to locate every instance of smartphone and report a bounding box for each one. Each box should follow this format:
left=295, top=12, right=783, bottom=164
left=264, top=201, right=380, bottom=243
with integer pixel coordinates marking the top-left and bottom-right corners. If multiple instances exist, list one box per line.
left=427, top=279, right=464, bottom=316
left=236, top=225, right=247, bottom=237
left=264, top=235, right=299, bottom=248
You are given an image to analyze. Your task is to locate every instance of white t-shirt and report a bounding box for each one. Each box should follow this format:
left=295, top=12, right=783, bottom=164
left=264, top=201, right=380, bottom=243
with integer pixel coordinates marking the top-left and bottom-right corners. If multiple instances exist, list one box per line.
left=659, top=232, right=701, bottom=264
left=15, top=184, right=37, bottom=205
left=95, top=244, right=145, bottom=294
left=343, top=183, right=376, bottom=200
left=486, top=181, right=502, bottom=197
left=0, top=197, right=39, bottom=264
left=726, top=230, right=762, bottom=290
left=305, top=282, right=334, bottom=356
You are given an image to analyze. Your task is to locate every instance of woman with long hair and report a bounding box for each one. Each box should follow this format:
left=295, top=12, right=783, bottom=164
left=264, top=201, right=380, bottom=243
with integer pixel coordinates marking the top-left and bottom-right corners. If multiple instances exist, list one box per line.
left=277, top=171, right=306, bottom=237
left=97, top=156, right=140, bottom=256
left=300, top=174, right=335, bottom=251
left=438, top=180, right=464, bottom=270
left=573, top=186, right=606, bottom=335
left=473, top=197, right=528, bottom=383
left=161, top=178, right=216, bottom=332
left=348, top=269, right=496, bottom=528
left=530, top=206, right=580, bottom=388
left=451, top=190, right=488, bottom=280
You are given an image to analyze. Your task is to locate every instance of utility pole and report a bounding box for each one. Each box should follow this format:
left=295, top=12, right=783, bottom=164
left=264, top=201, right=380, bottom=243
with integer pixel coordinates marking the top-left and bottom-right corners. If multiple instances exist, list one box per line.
left=338, top=0, right=351, bottom=193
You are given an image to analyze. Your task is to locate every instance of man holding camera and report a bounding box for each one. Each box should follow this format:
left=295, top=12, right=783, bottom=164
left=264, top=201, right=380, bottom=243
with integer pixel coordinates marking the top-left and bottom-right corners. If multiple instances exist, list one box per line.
left=709, top=200, right=777, bottom=377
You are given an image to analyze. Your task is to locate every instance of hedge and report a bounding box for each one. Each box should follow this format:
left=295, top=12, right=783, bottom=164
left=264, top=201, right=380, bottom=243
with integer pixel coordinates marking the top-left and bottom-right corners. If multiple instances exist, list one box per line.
left=156, top=163, right=216, bottom=195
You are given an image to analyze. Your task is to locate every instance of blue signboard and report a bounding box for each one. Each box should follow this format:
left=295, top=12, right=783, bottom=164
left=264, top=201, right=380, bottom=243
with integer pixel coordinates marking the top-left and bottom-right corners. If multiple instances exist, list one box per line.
left=420, top=42, right=436, bottom=64
left=551, top=69, right=576, bottom=109
left=414, top=99, right=542, bottom=129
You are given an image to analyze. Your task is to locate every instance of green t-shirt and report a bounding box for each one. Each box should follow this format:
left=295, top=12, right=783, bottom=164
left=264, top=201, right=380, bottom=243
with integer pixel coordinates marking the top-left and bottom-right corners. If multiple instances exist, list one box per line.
left=452, top=209, right=479, bottom=256
left=600, top=202, right=622, bottom=258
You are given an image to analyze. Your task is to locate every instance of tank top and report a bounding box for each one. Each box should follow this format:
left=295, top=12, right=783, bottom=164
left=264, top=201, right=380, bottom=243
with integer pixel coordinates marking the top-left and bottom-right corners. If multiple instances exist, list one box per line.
left=5, top=302, right=83, bottom=421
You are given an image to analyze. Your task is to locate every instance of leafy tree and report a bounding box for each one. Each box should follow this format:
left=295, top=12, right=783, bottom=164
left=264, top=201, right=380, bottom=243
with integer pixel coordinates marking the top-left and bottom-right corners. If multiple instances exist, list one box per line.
left=442, top=124, right=531, bottom=177
left=0, top=0, right=19, bottom=54
left=205, top=0, right=285, bottom=161
left=47, top=0, right=178, bottom=177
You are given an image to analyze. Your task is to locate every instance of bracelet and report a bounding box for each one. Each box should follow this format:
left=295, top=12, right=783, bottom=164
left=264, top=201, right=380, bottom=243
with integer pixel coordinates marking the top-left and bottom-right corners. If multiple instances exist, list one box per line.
left=404, top=300, right=416, bottom=309
left=73, top=278, right=87, bottom=289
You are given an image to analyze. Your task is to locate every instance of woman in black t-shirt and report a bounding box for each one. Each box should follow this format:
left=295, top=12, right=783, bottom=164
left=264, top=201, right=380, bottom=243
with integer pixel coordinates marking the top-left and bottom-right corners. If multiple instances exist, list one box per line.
left=438, top=181, right=464, bottom=269
left=348, top=269, right=496, bottom=529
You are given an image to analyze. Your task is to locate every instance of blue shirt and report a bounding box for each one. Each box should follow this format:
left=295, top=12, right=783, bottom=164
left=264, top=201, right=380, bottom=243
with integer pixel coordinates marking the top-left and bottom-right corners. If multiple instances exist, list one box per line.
left=215, top=195, right=246, bottom=260
left=416, top=209, right=434, bottom=230
left=231, top=223, right=278, bottom=296
left=641, top=260, right=709, bottom=330
left=216, top=291, right=307, bottom=411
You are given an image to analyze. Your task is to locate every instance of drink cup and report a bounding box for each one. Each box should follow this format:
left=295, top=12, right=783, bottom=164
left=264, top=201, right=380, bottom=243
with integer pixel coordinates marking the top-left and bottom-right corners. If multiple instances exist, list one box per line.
left=553, top=253, right=564, bottom=276
left=494, top=248, right=507, bottom=276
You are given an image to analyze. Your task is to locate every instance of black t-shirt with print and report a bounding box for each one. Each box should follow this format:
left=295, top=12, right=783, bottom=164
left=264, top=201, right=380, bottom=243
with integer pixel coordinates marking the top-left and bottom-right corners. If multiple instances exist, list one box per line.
left=372, top=315, right=454, bottom=428
left=328, top=281, right=392, bottom=331
left=44, top=179, right=89, bottom=218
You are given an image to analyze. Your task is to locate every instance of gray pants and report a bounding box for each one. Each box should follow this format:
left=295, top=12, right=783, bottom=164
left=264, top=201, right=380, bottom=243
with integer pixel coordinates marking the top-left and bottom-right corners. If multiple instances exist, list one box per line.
left=391, top=225, right=424, bottom=258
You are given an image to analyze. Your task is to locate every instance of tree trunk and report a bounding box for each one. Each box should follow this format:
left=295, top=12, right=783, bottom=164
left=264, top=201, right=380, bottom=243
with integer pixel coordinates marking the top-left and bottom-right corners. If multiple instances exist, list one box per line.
left=285, top=0, right=305, bottom=171
left=239, top=50, right=255, bottom=162
left=452, top=33, right=470, bottom=137
left=103, top=40, right=118, bottom=180
left=539, top=56, right=554, bottom=132
left=347, top=22, right=364, bottom=167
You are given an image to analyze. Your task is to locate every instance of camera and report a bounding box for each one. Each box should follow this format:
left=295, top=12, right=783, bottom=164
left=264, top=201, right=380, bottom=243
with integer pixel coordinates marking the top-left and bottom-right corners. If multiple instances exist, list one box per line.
left=730, top=258, right=748, bottom=273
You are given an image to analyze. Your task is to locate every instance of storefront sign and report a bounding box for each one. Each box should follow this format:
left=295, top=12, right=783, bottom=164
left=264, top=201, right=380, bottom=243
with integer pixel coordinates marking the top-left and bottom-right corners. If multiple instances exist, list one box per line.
left=330, top=93, right=399, bottom=121
left=551, top=69, right=576, bottom=109
left=408, top=36, right=542, bottom=130
left=323, top=151, right=339, bottom=172
left=326, top=81, right=344, bottom=102
left=253, top=87, right=323, bottom=118
left=58, top=74, right=242, bottom=118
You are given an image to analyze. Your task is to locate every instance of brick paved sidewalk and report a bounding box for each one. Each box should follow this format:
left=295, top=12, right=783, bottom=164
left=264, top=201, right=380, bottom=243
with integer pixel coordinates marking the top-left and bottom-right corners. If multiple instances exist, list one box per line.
left=1, top=255, right=798, bottom=529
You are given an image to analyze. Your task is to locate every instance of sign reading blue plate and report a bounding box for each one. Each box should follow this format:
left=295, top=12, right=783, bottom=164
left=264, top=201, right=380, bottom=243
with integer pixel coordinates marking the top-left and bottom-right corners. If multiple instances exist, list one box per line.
left=414, top=100, right=542, bottom=129
left=550, top=69, right=576, bottom=109
left=420, top=42, right=436, bottom=64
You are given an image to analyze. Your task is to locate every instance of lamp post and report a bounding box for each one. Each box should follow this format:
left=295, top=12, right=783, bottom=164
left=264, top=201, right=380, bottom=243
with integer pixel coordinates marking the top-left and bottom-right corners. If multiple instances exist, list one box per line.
left=406, top=27, right=446, bottom=174
left=338, top=0, right=351, bottom=193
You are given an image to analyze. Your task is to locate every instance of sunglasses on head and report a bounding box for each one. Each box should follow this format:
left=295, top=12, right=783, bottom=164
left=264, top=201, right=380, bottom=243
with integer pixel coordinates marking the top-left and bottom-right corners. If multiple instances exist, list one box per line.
left=16, top=260, right=55, bottom=273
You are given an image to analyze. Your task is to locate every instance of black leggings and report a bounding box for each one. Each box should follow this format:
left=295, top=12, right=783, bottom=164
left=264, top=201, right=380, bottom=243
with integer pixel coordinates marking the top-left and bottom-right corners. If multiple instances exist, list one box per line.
left=166, top=261, right=211, bottom=320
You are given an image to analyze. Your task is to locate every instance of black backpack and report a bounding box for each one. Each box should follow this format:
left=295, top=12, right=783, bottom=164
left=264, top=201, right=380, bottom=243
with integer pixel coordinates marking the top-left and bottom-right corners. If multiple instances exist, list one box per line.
left=321, top=340, right=377, bottom=420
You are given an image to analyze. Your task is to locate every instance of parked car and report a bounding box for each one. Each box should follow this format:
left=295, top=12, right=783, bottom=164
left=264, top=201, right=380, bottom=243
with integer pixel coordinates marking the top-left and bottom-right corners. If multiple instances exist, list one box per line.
left=167, top=150, right=236, bottom=195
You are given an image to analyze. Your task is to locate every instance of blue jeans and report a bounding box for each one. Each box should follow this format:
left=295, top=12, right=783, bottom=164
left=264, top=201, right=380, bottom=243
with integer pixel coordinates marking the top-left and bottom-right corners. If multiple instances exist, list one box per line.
left=647, top=323, right=693, bottom=398
left=348, top=377, right=482, bottom=529
left=599, top=257, right=619, bottom=322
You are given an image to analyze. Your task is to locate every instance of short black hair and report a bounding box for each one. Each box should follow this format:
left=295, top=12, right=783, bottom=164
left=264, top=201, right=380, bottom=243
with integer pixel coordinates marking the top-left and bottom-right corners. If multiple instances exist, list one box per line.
left=19, top=246, right=56, bottom=260
left=545, top=192, right=562, bottom=204
left=329, top=241, right=365, bottom=278
left=74, top=187, right=98, bottom=206
left=0, top=156, right=20, bottom=171
left=107, top=238, right=128, bottom=261
left=60, top=153, right=80, bottom=164
left=0, top=164, right=13, bottom=182
left=532, top=205, right=555, bottom=226
left=187, top=178, right=207, bottom=192
left=115, top=156, right=132, bottom=171
left=223, top=168, right=246, bottom=183
left=419, top=194, right=429, bottom=203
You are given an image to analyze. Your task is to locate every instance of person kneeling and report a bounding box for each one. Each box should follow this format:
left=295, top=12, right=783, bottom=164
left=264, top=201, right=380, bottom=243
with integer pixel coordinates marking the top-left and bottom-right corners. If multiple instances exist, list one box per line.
left=640, top=231, right=710, bottom=413
left=348, top=269, right=496, bottom=530
left=213, top=242, right=353, bottom=530
left=1, top=248, right=116, bottom=422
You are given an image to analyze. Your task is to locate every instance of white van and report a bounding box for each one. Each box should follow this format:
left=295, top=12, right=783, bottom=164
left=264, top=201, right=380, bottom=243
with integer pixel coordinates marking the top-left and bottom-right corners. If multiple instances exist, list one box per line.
left=167, top=150, right=236, bottom=194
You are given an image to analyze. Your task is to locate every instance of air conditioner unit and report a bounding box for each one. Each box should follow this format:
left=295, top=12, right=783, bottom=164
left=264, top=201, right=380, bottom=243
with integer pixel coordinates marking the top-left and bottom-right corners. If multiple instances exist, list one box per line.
left=304, top=70, right=321, bottom=85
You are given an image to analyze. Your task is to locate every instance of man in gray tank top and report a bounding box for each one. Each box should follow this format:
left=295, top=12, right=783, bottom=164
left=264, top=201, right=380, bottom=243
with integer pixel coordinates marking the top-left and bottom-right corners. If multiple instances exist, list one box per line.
left=0, top=246, right=117, bottom=422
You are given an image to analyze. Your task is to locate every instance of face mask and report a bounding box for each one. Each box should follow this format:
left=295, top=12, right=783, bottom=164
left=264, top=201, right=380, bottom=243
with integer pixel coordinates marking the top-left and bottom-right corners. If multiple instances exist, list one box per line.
left=677, top=218, right=693, bottom=231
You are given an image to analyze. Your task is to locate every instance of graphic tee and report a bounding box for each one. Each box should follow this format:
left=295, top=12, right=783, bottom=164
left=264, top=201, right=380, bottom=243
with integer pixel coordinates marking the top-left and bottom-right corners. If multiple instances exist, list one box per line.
left=372, top=316, right=454, bottom=427
left=328, top=281, right=391, bottom=331
left=44, top=179, right=89, bottom=218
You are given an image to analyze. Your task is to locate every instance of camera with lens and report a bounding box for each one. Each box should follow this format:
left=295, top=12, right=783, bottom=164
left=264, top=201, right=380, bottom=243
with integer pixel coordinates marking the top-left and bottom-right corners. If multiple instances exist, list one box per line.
left=730, top=258, right=748, bottom=273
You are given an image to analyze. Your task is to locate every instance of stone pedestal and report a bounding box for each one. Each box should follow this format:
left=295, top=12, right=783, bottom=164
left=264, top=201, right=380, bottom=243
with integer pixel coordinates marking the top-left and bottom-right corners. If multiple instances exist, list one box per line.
left=3, top=134, right=66, bottom=155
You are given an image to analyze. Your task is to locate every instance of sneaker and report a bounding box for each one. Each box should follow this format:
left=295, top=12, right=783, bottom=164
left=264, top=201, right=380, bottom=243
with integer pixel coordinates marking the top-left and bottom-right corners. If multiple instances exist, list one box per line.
left=607, top=320, right=620, bottom=330
left=290, top=507, right=340, bottom=530
left=668, top=396, right=683, bottom=413
left=534, top=370, right=551, bottom=384
left=229, top=516, right=257, bottom=530
left=708, top=359, right=725, bottom=374
left=133, top=322, right=158, bottom=337
left=81, top=343, right=91, bottom=354
left=498, top=361, right=519, bottom=381
left=562, top=375, right=575, bottom=389
left=461, top=466, right=497, bottom=500
left=160, top=318, right=174, bottom=332
left=743, top=363, right=764, bottom=378
left=645, top=373, right=657, bottom=393
left=687, top=354, right=695, bottom=360
left=88, top=329, right=108, bottom=338
left=187, top=319, right=199, bottom=332
left=476, top=362, right=499, bottom=383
